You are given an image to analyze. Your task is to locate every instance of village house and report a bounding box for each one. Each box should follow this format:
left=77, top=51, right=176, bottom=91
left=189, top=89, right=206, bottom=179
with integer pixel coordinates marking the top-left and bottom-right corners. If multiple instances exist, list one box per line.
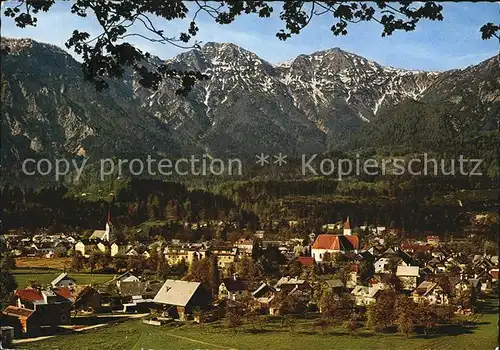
left=123, top=244, right=151, bottom=259
left=412, top=281, right=449, bottom=305
left=164, top=245, right=208, bottom=266
left=113, top=271, right=140, bottom=289
left=153, top=280, right=211, bottom=321
left=426, top=235, right=440, bottom=246
left=296, top=256, right=315, bottom=267
left=367, top=274, right=392, bottom=291
left=400, top=243, right=433, bottom=255
left=374, top=257, right=392, bottom=273
left=362, top=244, right=385, bottom=257
left=275, top=276, right=310, bottom=293
left=427, top=257, right=446, bottom=273
left=218, top=276, right=247, bottom=301
left=97, top=241, right=110, bottom=254
left=472, top=270, right=491, bottom=291
left=1, top=306, right=40, bottom=336
left=452, top=277, right=481, bottom=297
left=490, top=268, right=498, bottom=284
left=37, top=242, right=54, bottom=256
left=50, top=273, right=76, bottom=288
left=351, top=285, right=382, bottom=306
left=252, top=282, right=277, bottom=309
left=72, top=286, right=102, bottom=312
left=110, top=241, right=130, bottom=257
left=269, top=286, right=310, bottom=316
left=122, top=295, right=156, bottom=313
left=25, top=244, right=39, bottom=257
left=54, top=241, right=70, bottom=255
left=211, top=246, right=238, bottom=268
left=11, top=287, right=73, bottom=332
left=126, top=247, right=140, bottom=256
left=322, top=223, right=337, bottom=232
left=74, top=239, right=99, bottom=258
left=324, top=279, right=345, bottom=294
left=254, top=230, right=265, bottom=239
left=235, top=239, right=253, bottom=256
left=374, top=249, right=412, bottom=273
left=396, top=266, right=420, bottom=290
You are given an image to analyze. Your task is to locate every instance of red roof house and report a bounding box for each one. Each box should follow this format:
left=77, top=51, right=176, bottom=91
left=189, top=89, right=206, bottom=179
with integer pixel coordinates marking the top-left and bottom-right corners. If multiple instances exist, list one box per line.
left=311, top=234, right=359, bottom=262
left=297, top=256, right=315, bottom=267
left=14, top=288, right=44, bottom=302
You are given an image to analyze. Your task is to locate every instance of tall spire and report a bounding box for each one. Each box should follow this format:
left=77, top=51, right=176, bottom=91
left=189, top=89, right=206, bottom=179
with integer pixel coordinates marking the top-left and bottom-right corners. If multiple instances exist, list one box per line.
left=343, top=216, right=351, bottom=229
left=104, top=210, right=113, bottom=242
left=343, top=216, right=352, bottom=236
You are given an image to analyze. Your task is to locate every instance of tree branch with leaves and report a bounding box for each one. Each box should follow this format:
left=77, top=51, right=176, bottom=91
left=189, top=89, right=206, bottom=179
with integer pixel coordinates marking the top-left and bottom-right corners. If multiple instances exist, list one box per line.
left=2, top=1, right=498, bottom=95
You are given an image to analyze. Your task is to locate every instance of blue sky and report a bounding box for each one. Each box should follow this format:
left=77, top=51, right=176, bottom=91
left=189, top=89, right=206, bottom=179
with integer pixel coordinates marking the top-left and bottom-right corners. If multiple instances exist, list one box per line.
left=1, top=1, right=499, bottom=71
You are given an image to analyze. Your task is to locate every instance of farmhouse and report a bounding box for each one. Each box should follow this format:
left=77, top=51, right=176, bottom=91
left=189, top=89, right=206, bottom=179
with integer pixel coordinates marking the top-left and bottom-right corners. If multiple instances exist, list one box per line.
left=72, top=286, right=102, bottom=312
left=218, top=276, right=247, bottom=301
left=1, top=306, right=40, bottom=336
left=51, top=273, right=76, bottom=288
left=396, top=266, right=420, bottom=290
left=412, top=281, right=449, bottom=305
left=351, top=285, right=382, bottom=306
left=153, top=280, right=211, bottom=321
left=113, top=272, right=140, bottom=289
left=275, top=276, right=310, bottom=293
left=74, top=239, right=99, bottom=258
left=111, top=241, right=130, bottom=257
left=12, top=287, right=72, bottom=330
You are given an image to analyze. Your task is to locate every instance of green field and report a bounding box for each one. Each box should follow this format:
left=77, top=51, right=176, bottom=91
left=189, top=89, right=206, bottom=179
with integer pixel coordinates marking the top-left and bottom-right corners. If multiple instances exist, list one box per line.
left=25, top=300, right=498, bottom=350
left=13, top=268, right=115, bottom=288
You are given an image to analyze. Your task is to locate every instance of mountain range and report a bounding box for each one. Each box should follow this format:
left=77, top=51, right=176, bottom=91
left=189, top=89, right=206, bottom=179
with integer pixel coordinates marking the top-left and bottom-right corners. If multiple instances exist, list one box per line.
left=1, top=37, right=499, bottom=173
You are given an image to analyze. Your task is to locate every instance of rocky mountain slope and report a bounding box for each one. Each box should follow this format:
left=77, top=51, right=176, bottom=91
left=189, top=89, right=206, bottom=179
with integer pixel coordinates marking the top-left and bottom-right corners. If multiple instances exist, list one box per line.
left=1, top=38, right=498, bottom=171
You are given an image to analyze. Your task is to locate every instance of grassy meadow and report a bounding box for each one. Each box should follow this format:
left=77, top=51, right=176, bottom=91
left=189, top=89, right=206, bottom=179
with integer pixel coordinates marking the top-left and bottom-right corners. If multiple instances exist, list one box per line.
left=12, top=267, right=115, bottom=288
left=25, top=299, right=498, bottom=350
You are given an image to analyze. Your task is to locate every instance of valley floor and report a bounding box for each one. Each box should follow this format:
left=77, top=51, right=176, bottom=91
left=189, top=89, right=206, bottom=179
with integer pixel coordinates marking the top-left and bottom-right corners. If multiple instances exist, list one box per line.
left=12, top=267, right=115, bottom=288
left=24, top=297, right=498, bottom=350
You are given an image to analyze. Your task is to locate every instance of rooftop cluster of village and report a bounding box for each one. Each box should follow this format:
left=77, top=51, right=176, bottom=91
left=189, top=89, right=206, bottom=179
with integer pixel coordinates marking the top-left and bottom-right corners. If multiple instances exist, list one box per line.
left=1, top=215, right=497, bottom=341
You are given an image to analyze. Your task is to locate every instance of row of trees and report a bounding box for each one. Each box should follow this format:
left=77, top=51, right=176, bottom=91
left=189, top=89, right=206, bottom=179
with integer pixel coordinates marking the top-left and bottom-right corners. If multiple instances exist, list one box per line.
left=0, top=251, right=17, bottom=308
left=4, top=170, right=498, bottom=239
left=367, top=290, right=454, bottom=337
left=69, top=250, right=188, bottom=280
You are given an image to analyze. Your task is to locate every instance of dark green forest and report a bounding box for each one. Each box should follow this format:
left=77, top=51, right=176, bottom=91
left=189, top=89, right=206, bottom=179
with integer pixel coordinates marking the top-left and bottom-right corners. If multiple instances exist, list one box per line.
left=2, top=169, right=497, bottom=241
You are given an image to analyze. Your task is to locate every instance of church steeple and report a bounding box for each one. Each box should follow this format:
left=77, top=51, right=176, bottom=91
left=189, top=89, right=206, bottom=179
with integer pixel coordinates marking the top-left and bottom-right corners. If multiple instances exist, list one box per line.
left=343, top=216, right=352, bottom=236
left=104, top=210, right=113, bottom=241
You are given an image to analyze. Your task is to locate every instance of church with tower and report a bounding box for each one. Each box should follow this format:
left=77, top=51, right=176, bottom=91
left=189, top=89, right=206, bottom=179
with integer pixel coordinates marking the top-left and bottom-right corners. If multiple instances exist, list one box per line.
left=89, top=211, right=114, bottom=242
left=311, top=216, right=359, bottom=262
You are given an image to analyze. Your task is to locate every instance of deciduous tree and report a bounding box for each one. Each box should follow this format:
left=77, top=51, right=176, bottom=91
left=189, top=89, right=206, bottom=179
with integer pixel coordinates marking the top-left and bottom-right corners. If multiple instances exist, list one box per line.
left=367, top=290, right=397, bottom=331
left=395, top=295, right=416, bottom=338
